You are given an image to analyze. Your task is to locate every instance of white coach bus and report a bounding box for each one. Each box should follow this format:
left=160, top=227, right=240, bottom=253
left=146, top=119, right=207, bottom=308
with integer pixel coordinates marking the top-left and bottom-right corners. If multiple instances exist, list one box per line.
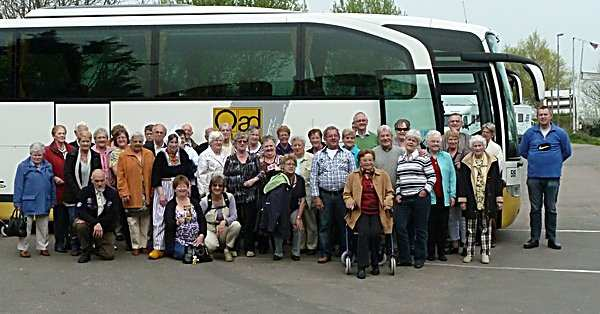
left=0, top=6, right=544, bottom=228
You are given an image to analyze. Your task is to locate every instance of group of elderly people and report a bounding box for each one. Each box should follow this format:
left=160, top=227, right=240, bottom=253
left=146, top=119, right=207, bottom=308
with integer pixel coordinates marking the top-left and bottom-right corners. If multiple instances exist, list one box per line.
left=12, top=112, right=504, bottom=278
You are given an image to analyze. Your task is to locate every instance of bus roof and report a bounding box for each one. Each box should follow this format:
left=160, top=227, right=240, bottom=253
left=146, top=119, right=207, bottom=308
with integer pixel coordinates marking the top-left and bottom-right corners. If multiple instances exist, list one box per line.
left=339, top=14, right=492, bottom=41
left=25, top=5, right=291, bottom=18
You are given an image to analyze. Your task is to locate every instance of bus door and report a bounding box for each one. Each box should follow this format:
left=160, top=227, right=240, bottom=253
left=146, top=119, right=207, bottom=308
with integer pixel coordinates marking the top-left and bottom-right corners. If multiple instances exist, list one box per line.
left=434, top=67, right=498, bottom=140
left=55, top=103, right=110, bottom=143
left=376, top=70, right=441, bottom=135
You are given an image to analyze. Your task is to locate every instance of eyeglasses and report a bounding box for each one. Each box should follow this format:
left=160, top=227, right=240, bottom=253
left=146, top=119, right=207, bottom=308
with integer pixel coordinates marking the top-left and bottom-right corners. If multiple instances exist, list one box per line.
left=395, top=127, right=410, bottom=132
left=175, top=188, right=188, bottom=192
left=236, top=140, right=248, bottom=143
left=211, top=184, right=224, bottom=188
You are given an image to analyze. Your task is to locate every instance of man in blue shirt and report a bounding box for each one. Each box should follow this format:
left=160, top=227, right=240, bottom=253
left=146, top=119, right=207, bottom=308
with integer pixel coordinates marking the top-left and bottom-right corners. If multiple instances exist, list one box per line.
left=519, top=106, right=572, bottom=250
left=311, top=126, right=356, bottom=263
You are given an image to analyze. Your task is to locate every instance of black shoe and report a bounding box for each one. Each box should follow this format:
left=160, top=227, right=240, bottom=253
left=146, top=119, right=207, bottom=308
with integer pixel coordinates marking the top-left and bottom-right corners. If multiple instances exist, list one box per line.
left=414, top=261, right=424, bottom=269
left=427, top=255, right=436, bottom=261
left=54, top=246, right=67, bottom=253
left=548, top=240, right=562, bottom=250
left=399, top=261, right=413, bottom=267
left=438, top=255, right=448, bottom=262
left=523, top=239, right=539, bottom=249
left=357, top=268, right=366, bottom=279
left=78, top=254, right=91, bottom=263
left=273, top=255, right=282, bottom=261
left=305, top=249, right=317, bottom=256
left=291, top=255, right=300, bottom=261
left=370, top=266, right=380, bottom=276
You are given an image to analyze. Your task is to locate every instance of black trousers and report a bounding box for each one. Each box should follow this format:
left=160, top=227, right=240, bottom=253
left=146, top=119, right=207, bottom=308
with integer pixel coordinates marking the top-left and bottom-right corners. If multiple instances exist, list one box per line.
left=355, top=213, right=382, bottom=269
left=237, top=200, right=258, bottom=252
left=428, top=202, right=449, bottom=257
left=53, top=203, right=70, bottom=250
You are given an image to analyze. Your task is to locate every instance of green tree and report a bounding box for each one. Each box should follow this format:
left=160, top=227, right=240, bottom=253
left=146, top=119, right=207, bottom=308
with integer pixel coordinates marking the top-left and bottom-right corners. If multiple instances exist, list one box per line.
left=505, top=31, right=570, bottom=105
left=0, top=0, right=120, bottom=18
left=331, top=0, right=401, bottom=15
left=166, top=0, right=305, bottom=11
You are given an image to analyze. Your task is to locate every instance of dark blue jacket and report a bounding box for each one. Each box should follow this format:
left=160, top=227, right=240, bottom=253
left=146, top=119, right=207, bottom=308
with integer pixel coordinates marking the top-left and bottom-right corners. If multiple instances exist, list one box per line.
left=13, top=157, right=56, bottom=216
left=519, top=123, right=572, bottom=179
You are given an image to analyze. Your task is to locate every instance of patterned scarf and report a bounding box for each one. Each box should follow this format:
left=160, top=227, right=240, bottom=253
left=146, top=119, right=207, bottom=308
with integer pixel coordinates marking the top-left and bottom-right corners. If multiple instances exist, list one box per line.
left=472, top=155, right=488, bottom=211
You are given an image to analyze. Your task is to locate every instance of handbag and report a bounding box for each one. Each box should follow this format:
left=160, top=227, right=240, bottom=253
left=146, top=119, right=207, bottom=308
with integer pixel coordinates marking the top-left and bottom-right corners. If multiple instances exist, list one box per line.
left=5, top=208, right=27, bottom=238
left=183, top=244, right=212, bottom=264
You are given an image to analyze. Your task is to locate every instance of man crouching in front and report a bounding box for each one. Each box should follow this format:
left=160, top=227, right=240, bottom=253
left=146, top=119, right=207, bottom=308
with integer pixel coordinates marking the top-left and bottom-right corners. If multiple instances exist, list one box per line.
left=74, top=169, right=120, bottom=263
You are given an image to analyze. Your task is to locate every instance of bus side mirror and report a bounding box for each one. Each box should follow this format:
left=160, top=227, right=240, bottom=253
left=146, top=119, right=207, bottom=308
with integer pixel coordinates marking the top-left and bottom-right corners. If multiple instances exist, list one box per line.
left=522, top=64, right=545, bottom=102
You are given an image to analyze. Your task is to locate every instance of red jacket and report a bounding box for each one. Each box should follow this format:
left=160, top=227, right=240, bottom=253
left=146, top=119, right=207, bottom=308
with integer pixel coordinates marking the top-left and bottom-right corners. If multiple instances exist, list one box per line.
left=44, top=141, right=74, bottom=203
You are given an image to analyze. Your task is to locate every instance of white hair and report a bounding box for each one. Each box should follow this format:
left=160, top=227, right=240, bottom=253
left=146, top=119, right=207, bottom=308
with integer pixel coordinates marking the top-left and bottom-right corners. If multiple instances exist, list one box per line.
left=93, top=127, right=108, bottom=139
left=208, top=130, right=224, bottom=144
left=425, top=130, right=442, bottom=142
left=290, top=136, right=305, bottom=145
left=469, top=135, right=487, bottom=148
left=75, top=121, right=88, bottom=131
left=405, top=129, right=422, bottom=143
left=130, top=131, right=144, bottom=141
left=482, top=122, right=496, bottom=135
left=29, top=142, right=45, bottom=154
left=377, top=125, right=393, bottom=137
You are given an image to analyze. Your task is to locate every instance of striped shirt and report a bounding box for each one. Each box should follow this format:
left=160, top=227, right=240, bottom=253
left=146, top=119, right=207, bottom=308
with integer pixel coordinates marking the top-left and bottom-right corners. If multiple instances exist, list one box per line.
left=395, top=149, right=436, bottom=197
left=310, top=147, right=356, bottom=196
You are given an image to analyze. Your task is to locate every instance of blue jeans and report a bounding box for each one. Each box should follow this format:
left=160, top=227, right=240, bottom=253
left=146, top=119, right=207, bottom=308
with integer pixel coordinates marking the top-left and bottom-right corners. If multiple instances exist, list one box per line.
left=318, top=190, right=346, bottom=258
left=527, top=178, right=561, bottom=242
left=395, top=194, right=430, bottom=264
left=173, top=242, right=186, bottom=260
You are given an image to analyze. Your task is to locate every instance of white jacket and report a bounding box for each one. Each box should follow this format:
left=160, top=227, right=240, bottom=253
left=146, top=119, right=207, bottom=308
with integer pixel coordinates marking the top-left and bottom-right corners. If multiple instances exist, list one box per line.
left=196, top=148, right=227, bottom=197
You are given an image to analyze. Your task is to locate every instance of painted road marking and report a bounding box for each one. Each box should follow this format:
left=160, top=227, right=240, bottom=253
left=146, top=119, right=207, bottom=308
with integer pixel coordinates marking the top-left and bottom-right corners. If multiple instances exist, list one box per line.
left=502, top=229, right=600, bottom=233
left=428, top=263, right=600, bottom=275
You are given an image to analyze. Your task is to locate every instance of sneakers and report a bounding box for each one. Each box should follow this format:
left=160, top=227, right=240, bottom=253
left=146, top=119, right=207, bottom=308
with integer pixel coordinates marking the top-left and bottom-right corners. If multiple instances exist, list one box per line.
left=246, top=251, right=256, bottom=257
left=463, top=255, right=472, bottom=263
left=481, top=254, right=490, bottom=264
left=224, top=249, right=233, bottom=262
left=148, top=250, right=164, bottom=260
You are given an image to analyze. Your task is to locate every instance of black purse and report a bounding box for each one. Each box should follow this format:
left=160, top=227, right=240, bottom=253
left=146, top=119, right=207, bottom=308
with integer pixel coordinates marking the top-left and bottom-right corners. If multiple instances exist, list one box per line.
left=183, top=244, right=212, bottom=264
left=5, top=208, right=27, bottom=238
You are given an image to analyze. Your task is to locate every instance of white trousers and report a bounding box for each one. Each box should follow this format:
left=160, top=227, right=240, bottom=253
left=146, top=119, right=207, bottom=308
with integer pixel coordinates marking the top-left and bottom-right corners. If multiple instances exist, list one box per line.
left=205, top=221, right=242, bottom=252
left=127, top=213, right=150, bottom=250
left=17, top=215, right=49, bottom=251
left=152, top=180, right=174, bottom=250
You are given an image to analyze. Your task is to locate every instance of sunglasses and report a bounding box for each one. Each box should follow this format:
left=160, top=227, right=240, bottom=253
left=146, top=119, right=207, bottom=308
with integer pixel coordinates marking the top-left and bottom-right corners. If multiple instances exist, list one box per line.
left=236, top=140, right=248, bottom=143
left=395, top=127, right=410, bottom=132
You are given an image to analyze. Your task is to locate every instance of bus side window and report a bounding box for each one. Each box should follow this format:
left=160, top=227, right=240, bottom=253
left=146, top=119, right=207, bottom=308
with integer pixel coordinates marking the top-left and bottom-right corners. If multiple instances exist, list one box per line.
left=304, top=25, right=413, bottom=97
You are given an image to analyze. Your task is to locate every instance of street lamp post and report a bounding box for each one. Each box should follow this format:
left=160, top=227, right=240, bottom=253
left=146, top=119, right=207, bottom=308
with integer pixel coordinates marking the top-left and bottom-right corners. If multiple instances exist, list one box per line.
left=556, top=33, right=564, bottom=125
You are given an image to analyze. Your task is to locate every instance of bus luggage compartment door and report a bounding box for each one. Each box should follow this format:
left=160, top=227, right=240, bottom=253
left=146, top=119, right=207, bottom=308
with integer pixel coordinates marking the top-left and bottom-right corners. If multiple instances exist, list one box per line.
left=55, top=103, right=110, bottom=143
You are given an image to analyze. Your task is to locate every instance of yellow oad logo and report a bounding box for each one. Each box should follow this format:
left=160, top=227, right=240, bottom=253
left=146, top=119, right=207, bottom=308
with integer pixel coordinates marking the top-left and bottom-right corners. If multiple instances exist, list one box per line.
left=213, top=107, right=262, bottom=135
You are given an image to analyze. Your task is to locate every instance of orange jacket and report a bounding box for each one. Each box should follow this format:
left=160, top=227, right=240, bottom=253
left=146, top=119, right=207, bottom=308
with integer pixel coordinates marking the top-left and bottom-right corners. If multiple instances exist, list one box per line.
left=116, top=147, right=155, bottom=209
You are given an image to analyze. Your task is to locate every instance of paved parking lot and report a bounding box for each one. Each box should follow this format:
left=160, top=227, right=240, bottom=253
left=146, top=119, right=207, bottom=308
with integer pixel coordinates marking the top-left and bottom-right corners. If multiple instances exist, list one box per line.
left=1, top=144, right=599, bottom=314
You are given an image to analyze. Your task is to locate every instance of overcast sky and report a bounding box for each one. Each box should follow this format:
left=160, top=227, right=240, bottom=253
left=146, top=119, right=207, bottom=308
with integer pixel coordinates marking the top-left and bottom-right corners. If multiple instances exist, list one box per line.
left=306, top=0, right=600, bottom=72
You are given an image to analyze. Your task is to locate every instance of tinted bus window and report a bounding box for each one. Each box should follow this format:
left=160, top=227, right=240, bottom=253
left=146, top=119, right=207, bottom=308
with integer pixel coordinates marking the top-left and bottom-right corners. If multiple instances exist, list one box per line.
left=304, top=25, right=412, bottom=97
left=158, top=25, right=297, bottom=98
left=19, top=28, right=152, bottom=98
left=0, top=31, right=15, bottom=98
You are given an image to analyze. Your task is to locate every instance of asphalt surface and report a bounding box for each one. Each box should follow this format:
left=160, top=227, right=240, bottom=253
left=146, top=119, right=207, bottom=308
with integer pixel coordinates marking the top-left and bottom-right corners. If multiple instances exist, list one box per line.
left=1, top=144, right=599, bottom=314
